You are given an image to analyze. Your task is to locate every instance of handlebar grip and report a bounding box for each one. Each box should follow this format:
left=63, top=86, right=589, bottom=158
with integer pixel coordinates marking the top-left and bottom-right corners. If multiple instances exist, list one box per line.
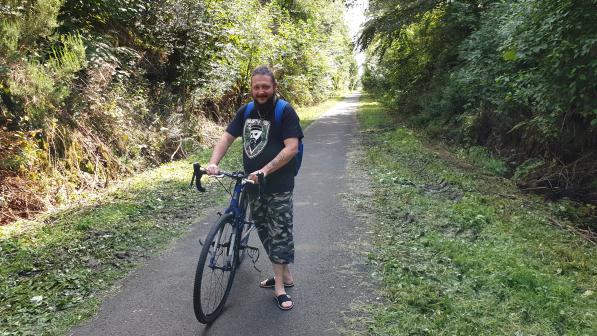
left=257, top=172, right=265, bottom=185
left=256, top=172, right=265, bottom=199
left=192, top=163, right=206, bottom=192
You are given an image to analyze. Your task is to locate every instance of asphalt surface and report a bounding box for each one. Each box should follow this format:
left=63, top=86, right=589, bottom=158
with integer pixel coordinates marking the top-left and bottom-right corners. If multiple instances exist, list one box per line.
left=70, top=93, right=370, bottom=336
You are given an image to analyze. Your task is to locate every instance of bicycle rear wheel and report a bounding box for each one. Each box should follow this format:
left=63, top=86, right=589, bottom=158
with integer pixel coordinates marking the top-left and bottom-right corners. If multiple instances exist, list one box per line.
left=193, top=213, right=238, bottom=324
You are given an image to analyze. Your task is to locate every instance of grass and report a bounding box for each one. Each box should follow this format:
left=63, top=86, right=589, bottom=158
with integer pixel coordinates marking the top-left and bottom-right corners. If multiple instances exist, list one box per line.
left=351, top=97, right=596, bottom=335
left=459, top=145, right=510, bottom=177
left=0, top=96, right=341, bottom=336
left=0, top=149, right=235, bottom=336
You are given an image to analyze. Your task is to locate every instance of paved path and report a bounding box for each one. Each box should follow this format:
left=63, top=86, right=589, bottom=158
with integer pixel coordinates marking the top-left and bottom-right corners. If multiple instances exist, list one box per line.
left=71, top=93, right=370, bottom=336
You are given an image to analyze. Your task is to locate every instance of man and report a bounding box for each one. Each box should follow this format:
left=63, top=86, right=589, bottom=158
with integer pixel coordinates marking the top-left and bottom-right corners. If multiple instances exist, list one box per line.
left=206, top=66, right=303, bottom=311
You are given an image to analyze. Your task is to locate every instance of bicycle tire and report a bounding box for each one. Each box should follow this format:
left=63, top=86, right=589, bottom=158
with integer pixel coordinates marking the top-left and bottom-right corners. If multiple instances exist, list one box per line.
left=193, top=213, right=238, bottom=324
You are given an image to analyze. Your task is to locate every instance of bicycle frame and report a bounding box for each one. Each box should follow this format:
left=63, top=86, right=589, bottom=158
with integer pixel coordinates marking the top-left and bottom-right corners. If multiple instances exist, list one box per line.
left=225, top=180, right=245, bottom=221
left=214, top=179, right=245, bottom=271
left=191, top=163, right=259, bottom=271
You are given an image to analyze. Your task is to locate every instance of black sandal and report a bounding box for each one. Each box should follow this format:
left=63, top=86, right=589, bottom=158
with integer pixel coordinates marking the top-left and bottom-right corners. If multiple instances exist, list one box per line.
left=259, top=277, right=294, bottom=288
left=274, top=294, right=294, bottom=311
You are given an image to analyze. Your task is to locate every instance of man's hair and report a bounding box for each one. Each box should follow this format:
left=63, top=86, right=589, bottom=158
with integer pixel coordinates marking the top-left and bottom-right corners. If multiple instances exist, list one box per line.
left=251, top=65, right=276, bottom=85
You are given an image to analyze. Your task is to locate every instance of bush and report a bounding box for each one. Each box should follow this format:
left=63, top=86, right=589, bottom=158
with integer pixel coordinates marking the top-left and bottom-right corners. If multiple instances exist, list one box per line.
left=0, top=0, right=357, bottom=225
left=360, top=0, right=597, bottom=203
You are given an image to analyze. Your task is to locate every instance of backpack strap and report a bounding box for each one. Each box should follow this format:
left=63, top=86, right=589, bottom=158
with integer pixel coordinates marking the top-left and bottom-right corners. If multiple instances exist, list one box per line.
left=244, top=99, right=288, bottom=127
left=243, top=101, right=255, bottom=121
left=274, top=99, right=289, bottom=127
left=273, top=99, right=301, bottom=176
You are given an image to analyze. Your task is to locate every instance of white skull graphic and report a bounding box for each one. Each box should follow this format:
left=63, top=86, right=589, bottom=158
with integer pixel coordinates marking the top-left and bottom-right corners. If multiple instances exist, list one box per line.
left=250, top=129, right=263, bottom=142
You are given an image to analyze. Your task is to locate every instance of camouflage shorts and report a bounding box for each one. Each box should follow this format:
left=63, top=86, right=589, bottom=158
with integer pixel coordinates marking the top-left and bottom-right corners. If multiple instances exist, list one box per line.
left=248, top=191, right=294, bottom=264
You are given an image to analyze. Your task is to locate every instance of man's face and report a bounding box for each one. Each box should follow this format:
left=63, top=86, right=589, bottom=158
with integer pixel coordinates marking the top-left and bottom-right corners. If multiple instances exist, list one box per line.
left=251, top=74, right=275, bottom=105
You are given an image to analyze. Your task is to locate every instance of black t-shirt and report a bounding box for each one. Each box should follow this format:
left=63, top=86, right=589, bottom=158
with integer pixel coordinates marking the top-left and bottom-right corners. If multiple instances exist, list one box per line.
left=226, top=99, right=304, bottom=194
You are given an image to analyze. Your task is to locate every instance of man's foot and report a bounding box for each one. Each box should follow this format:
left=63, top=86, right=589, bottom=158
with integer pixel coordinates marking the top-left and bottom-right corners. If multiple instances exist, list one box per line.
left=274, top=293, right=294, bottom=311
left=259, top=277, right=294, bottom=288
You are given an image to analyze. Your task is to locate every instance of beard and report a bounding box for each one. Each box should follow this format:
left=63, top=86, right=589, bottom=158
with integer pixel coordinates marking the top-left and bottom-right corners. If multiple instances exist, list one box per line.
left=255, top=95, right=275, bottom=112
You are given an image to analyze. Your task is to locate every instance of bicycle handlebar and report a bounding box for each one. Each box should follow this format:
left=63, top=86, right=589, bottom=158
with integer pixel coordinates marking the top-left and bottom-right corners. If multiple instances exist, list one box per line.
left=190, top=163, right=263, bottom=192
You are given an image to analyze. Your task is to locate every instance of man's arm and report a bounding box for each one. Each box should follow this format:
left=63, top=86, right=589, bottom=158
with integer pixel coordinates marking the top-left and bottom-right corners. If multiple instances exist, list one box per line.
left=207, top=132, right=237, bottom=174
left=249, top=137, right=299, bottom=182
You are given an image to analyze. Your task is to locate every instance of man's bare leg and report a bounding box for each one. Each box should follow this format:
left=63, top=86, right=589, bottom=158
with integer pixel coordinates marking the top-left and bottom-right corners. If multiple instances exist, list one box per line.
left=273, top=263, right=294, bottom=308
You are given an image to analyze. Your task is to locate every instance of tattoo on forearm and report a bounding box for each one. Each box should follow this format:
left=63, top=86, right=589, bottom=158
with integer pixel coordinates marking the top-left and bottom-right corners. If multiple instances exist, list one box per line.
left=265, top=150, right=292, bottom=173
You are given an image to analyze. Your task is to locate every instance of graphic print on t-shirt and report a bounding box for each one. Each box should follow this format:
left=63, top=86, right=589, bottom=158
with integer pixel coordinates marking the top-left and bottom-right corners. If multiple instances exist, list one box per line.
left=243, top=118, right=270, bottom=159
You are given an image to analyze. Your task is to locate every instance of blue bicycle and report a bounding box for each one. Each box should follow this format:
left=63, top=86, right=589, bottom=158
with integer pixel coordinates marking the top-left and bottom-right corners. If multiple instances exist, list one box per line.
left=190, top=163, right=261, bottom=324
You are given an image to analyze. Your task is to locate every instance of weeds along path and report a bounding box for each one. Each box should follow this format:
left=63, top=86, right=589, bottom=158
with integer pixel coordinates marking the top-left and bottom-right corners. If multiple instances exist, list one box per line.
left=0, top=156, right=230, bottom=335
left=347, top=97, right=597, bottom=335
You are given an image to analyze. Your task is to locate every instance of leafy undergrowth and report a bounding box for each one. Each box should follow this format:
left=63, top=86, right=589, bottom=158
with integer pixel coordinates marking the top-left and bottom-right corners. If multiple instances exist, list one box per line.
left=354, top=97, right=596, bottom=335
left=0, top=98, right=335, bottom=336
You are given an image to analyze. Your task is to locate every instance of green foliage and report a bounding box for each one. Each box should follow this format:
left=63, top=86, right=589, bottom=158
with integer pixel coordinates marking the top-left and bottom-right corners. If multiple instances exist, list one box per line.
left=193, top=0, right=357, bottom=107
left=513, top=157, right=545, bottom=181
left=49, top=34, right=87, bottom=82
left=3, top=31, right=87, bottom=182
left=359, top=0, right=597, bottom=202
left=0, top=0, right=357, bottom=224
left=354, top=97, right=597, bottom=335
left=0, top=0, right=64, bottom=55
left=461, top=146, right=509, bottom=177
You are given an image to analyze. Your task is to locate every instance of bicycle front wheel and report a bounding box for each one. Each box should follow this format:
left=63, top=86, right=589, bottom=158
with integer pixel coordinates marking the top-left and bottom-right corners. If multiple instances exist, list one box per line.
left=193, top=213, right=238, bottom=324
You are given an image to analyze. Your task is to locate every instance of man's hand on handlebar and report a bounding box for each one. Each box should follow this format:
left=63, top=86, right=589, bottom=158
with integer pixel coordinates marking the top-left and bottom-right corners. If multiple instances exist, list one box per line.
left=248, top=170, right=266, bottom=184
left=206, top=163, right=220, bottom=175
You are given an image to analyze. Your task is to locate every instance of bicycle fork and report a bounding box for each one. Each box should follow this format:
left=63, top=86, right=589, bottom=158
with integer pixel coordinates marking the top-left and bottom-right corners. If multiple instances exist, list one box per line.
left=208, top=229, right=237, bottom=272
left=206, top=220, right=256, bottom=271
